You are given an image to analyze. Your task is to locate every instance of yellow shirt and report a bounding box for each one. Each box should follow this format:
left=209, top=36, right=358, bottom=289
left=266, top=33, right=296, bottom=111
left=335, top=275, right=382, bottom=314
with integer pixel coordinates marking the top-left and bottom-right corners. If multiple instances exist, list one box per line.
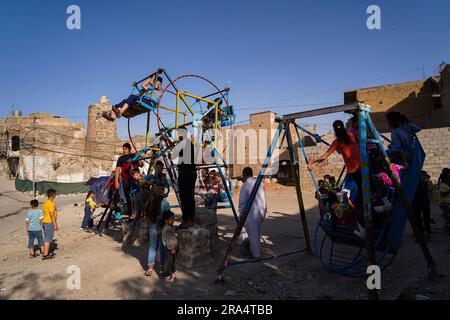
left=440, top=183, right=450, bottom=204
left=86, top=197, right=97, bottom=210
left=42, top=199, right=57, bottom=223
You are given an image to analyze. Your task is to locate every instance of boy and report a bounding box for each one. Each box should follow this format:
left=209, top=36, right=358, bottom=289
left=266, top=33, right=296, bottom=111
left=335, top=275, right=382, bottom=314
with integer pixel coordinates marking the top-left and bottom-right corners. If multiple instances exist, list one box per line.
left=26, top=199, right=44, bottom=258
left=144, top=160, right=170, bottom=194
left=42, top=189, right=58, bottom=260
left=323, top=175, right=332, bottom=189
left=103, top=71, right=163, bottom=121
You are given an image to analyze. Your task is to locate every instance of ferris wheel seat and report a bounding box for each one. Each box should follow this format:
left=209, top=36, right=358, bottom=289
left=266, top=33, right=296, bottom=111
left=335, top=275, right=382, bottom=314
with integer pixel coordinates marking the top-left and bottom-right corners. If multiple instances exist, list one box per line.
left=121, top=90, right=162, bottom=119
left=219, top=105, right=236, bottom=127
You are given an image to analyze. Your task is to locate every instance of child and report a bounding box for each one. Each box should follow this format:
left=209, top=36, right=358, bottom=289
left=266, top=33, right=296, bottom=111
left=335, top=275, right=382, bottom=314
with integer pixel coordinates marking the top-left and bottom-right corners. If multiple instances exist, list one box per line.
left=439, top=171, right=450, bottom=235
left=81, top=191, right=96, bottom=230
left=161, top=211, right=178, bottom=282
left=103, top=70, right=163, bottom=121
left=329, top=176, right=336, bottom=189
left=26, top=199, right=44, bottom=258
left=323, top=175, right=332, bottom=189
left=42, top=189, right=58, bottom=260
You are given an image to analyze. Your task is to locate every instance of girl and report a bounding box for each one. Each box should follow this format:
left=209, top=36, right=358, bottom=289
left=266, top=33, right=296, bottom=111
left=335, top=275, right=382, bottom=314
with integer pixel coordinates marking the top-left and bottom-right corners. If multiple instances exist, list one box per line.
left=439, top=171, right=450, bottom=235
left=144, top=186, right=170, bottom=276
left=160, top=211, right=178, bottom=282
left=308, top=120, right=363, bottom=209
left=81, top=191, right=96, bottom=230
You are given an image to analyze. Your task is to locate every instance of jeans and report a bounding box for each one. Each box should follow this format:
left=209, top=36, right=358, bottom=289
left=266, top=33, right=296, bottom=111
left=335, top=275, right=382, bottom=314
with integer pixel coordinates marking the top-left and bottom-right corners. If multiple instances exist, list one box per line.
left=117, top=94, right=140, bottom=109
left=81, top=206, right=94, bottom=229
left=42, top=223, right=54, bottom=243
left=28, top=230, right=44, bottom=248
left=147, top=223, right=165, bottom=266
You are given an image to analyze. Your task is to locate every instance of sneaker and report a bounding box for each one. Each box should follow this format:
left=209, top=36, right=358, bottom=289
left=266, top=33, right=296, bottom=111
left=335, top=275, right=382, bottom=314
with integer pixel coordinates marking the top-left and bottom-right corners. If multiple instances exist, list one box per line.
left=102, top=111, right=115, bottom=122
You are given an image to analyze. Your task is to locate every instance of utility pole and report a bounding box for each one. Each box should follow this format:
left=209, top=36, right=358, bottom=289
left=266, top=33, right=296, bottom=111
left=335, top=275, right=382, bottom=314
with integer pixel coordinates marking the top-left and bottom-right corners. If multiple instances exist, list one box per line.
left=32, top=116, right=36, bottom=198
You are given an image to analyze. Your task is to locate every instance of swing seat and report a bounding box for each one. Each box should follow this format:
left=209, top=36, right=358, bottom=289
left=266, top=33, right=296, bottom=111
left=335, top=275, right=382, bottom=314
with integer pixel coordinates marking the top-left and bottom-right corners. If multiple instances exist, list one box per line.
left=219, top=105, right=236, bottom=127
left=122, top=89, right=162, bottom=119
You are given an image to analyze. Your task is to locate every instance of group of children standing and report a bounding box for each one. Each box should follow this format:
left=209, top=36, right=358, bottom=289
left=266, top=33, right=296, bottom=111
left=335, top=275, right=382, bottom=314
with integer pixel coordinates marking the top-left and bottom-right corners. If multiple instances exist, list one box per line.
left=26, top=189, right=58, bottom=260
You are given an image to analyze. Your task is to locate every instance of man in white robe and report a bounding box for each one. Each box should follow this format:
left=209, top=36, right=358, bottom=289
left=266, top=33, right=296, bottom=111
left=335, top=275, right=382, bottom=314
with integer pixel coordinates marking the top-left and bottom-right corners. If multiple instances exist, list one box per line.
left=238, top=167, right=267, bottom=258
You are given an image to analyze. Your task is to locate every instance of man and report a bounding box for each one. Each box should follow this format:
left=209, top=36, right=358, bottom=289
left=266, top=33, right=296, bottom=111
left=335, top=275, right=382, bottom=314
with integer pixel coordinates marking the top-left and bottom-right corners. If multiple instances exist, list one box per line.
left=103, top=70, right=163, bottom=121
left=238, top=167, right=267, bottom=259
left=115, top=143, right=136, bottom=218
left=175, top=130, right=197, bottom=229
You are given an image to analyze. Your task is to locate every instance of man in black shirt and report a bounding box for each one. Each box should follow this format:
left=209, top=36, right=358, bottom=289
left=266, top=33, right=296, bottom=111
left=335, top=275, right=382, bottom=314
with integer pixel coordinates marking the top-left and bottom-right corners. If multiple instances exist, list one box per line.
left=175, top=130, right=198, bottom=228
left=115, top=143, right=136, bottom=217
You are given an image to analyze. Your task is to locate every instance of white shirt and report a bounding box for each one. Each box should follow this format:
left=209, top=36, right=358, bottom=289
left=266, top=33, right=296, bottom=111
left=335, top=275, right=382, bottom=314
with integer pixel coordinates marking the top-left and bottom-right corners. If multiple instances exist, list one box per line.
left=238, top=177, right=267, bottom=222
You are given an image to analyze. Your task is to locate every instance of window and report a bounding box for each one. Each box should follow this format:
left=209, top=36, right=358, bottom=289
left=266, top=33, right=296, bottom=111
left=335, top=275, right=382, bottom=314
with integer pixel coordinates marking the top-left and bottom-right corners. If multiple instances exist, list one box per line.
left=11, top=135, right=20, bottom=151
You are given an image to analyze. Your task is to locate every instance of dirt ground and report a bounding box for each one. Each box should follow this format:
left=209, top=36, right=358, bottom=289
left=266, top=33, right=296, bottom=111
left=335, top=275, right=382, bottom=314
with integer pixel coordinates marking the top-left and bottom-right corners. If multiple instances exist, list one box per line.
left=1, top=183, right=450, bottom=300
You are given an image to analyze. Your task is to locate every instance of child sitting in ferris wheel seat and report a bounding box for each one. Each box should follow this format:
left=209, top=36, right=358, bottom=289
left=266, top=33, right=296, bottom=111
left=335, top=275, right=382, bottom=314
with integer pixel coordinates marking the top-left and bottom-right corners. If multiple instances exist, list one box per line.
left=320, top=190, right=366, bottom=239
left=102, top=70, right=163, bottom=121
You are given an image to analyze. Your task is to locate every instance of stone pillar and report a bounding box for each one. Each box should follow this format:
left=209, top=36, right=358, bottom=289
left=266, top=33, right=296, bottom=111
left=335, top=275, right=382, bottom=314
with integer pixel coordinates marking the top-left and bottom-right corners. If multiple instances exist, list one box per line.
left=176, top=227, right=212, bottom=267
left=194, top=207, right=219, bottom=244
left=85, top=96, right=118, bottom=176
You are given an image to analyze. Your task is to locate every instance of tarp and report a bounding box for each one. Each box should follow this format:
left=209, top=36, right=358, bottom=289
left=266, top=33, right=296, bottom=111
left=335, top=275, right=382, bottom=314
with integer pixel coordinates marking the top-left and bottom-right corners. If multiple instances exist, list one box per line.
left=15, top=178, right=90, bottom=195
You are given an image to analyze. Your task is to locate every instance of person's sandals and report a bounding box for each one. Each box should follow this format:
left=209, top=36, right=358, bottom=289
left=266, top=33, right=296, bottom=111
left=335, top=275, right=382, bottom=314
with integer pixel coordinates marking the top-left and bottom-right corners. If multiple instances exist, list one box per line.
left=145, top=268, right=155, bottom=277
left=42, top=254, right=55, bottom=260
left=29, top=252, right=37, bottom=258
left=102, top=111, right=115, bottom=121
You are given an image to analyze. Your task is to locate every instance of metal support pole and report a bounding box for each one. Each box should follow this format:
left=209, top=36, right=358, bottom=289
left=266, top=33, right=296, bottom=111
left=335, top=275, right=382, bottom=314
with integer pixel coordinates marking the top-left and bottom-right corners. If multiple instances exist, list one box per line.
left=358, top=108, right=378, bottom=300
left=284, top=121, right=312, bottom=254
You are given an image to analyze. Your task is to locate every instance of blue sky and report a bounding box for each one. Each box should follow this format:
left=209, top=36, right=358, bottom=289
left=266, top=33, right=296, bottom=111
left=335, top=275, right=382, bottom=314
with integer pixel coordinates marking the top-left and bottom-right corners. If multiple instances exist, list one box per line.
left=1, top=0, right=449, bottom=137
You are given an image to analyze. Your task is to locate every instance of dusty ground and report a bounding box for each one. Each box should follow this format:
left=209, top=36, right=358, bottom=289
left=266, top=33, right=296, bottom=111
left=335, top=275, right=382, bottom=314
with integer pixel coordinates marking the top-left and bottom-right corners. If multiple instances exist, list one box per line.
left=1, top=182, right=450, bottom=300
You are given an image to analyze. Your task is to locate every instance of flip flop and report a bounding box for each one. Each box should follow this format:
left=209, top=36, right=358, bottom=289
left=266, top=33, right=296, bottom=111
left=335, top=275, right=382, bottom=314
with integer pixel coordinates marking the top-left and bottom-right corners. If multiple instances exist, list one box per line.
left=42, top=254, right=55, bottom=260
left=144, top=269, right=154, bottom=277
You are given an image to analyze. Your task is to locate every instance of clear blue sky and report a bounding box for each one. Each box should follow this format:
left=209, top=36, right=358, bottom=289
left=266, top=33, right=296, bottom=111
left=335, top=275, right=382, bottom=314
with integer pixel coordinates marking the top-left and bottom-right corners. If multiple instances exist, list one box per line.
left=1, top=0, right=449, bottom=137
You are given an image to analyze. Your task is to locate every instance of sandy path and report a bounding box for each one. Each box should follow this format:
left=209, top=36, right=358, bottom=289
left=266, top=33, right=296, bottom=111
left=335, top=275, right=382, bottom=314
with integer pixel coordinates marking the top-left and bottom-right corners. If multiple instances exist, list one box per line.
left=1, top=184, right=450, bottom=300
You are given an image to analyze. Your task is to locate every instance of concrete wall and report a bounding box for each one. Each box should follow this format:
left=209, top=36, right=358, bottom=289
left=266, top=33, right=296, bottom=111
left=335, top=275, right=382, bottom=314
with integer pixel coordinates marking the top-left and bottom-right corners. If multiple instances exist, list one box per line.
left=344, top=65, right=450, bottom=132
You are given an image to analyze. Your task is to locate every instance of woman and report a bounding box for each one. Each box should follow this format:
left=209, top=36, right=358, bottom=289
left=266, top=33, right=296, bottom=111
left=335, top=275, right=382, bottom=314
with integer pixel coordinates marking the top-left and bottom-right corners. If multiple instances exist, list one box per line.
left=144, top=185, right=171, bottom=276
left=308, top=120, right=363, bottom=209
left=386, top=111, right=421, bottom=169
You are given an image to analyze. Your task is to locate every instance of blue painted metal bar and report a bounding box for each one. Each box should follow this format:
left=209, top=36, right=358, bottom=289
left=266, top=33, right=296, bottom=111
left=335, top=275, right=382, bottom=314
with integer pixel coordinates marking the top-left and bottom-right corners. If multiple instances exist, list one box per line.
left=216, top=122, right=284, bottom=277
left=358, top=109, right=372, bottom=221
left=209, top=138, right=239, bottom=223
left=132, top=135, right=162, bottom=162
left=294, top=123, right=331, bottom=146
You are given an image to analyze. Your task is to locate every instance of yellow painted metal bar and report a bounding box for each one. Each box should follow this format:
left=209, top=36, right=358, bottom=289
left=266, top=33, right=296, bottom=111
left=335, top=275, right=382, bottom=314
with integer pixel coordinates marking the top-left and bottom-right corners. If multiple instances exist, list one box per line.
left=159, top=105, right=178, bottom=113
left=181, top=91, right=215, bottom=104
left=179, top=93, right=195, bottom=116
left=176, top=92, right=180, bottom=129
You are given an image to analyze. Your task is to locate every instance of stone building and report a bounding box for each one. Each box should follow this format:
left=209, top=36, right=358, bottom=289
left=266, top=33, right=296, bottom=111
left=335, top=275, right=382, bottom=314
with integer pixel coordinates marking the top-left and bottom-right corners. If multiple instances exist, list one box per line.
left=0, top=97, right=142, bottom=185
left=229, top=111, right=316, bottom=182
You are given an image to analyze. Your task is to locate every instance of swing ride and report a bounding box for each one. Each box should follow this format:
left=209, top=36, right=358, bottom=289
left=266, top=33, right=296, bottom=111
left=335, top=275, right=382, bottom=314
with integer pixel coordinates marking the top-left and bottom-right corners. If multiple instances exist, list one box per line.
left=215, top=102, right=437, bottom=287
left=96, top=68, right=239, bottom=233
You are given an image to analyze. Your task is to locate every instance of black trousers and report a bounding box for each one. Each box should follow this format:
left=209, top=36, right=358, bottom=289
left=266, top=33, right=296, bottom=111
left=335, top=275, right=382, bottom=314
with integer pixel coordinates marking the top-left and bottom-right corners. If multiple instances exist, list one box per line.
left=414, top=207, right=431, bottom=234
left=349, top=170, right=363, bottom=210
left=178, top=173, right=197, bottom=222
left=162, top=248, right=176, bottom=276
